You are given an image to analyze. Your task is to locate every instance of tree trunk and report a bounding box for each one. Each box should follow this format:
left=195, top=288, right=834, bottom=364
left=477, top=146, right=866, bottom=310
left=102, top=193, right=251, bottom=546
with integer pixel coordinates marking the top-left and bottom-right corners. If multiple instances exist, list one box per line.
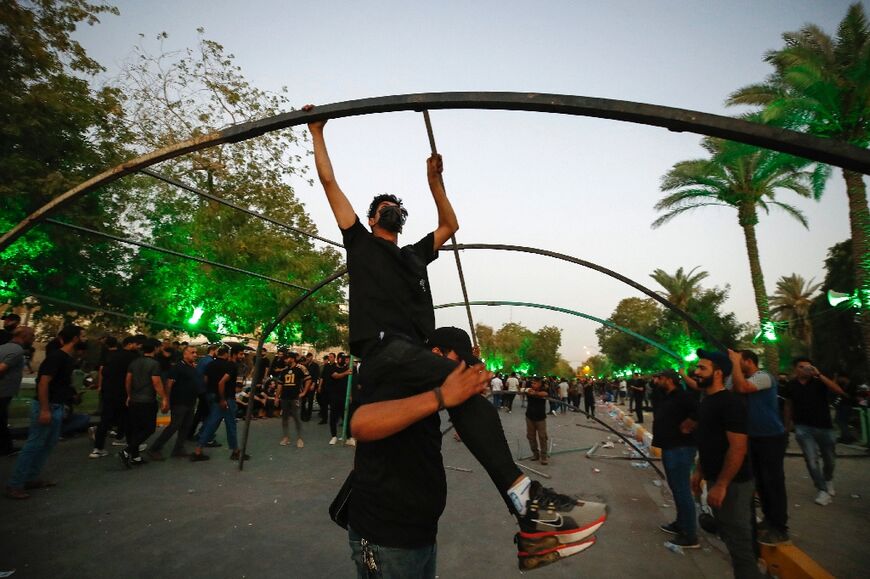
left=739, top=204, right=779, bottom=371
left=842, top=169, right=870, bottom=378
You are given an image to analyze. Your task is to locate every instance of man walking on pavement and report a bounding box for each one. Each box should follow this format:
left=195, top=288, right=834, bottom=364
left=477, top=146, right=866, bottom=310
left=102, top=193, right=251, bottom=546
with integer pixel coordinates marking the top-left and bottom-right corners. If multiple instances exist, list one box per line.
left=0, top=327, right=35, bottom=456
left=191, top=346, right=249, bottom=462
left=148, top=345, right=199, bottom=459
left=120, top=338, right=168, bottom=467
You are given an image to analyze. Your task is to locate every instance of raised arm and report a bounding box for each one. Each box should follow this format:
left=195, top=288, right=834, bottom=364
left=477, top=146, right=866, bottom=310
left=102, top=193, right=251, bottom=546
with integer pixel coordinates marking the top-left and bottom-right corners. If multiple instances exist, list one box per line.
left=304, top=105, right=356, bottom=229
left=428, top=154, right=459, bottom=250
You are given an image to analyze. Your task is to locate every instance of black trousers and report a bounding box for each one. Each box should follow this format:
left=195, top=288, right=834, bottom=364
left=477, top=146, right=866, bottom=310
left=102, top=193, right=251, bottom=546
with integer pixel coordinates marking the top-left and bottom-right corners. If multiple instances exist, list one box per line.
left=359, top=336, right=522, bottom=513
left=583, top=395, right=595, bottom=418
left=328, top=394, right=345, bottom=438
left=150, top=404, right=194, bottom=454
left=126, top=401, right=157, bottom=459
left=316, top=390, right=327, bottom=421
left=0, top=396, right=12, bottom=452
left=633, top=394, right=644, bottom=423
left=300, top=391, right=314, bottom=421
left=188, top=393, right=210, bottom=439
left=94, top=395, right=127, bottom=450
left=749, top=434, right=789, bottom=532
left=502, top=392, right=517, bottom=411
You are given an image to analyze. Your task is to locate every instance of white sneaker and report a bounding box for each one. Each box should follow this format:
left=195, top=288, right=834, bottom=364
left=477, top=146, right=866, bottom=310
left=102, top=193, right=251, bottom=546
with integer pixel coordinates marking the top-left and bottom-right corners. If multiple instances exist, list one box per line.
left=88, top=449, right=108, bottom=459
left=826, top=481, right=836, bottom=496
left=296, top=438, right=304, bottom=449
left=111, top=440, right=126, bottom=447
left=138, top=443, right=147, bottom=452
left=345, top=437, right=356, bottom=447
left=814, top=490, right=833, bottom=506
left=329, top=436, right=337, bottom=445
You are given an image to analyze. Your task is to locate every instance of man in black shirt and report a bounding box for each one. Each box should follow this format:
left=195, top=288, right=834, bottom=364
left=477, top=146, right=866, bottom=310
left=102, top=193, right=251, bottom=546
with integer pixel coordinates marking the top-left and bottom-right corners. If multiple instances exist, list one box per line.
left=301, top=352, right=320, bottom=422
left=784, top=357, right=846, bottom=506
left=0, top=313, right=20, bottom=345
left=629, top=373, right=646, bottom=423
left=91, top=336, right=141, bottom=458
left=277, top=352, right=312, bottom=448
left=651, top=369, right=699, bottom=548
left=317, top=354, right=331, bottom=423
left=308, top=108, right=606, bottom=572
left=326, top=353, right=351, bottom=445
left=691, top=350, right=761, bottom=578
left=148, top=345, right=199, bottom=459
left=7, top=325, right=82, bottom=499
left=191, top=346, right=248, bottom=461
left=525, top=376, right=550, bottom=464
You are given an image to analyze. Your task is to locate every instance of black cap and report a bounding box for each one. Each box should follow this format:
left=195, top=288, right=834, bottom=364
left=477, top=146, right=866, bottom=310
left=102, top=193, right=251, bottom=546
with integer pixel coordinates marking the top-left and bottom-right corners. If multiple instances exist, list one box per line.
left=427, top=327, right=482, bottom=366
left=655, top=368, right=681, bottom=383
left=697, top=349, right=733, bottom=377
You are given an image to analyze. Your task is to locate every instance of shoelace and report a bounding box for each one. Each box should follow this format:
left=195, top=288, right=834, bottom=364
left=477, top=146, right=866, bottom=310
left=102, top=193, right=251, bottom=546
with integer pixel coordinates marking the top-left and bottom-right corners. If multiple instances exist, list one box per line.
left=537, top=486, right=578, bottom=510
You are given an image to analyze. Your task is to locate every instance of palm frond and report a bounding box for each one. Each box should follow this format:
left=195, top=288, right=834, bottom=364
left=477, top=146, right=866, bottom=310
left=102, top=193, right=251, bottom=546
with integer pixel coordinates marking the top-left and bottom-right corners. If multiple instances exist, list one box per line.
left=651, top=202, right=730, bottom=229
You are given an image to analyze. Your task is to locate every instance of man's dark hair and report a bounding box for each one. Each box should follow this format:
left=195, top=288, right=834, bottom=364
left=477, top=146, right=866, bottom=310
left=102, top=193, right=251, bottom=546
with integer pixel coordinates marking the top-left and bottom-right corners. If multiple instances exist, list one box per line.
left=104, top=336, right=119, bottom=349
left=142, top=338, right=161, bottom=354
left=58, top=325, right=83, bottom=344
left=207, top=344, right=218, bottom=353
left=217, top=346, right=230, bottom=357
left=367, top=194, right=407, bottom=219
left=121, top=336, right=138, bottom=346
left=792, top=356, right=813, bottom=367
left=739, top=349, right=759, bottom=366
left=230, top=345, right=244, bottom=356
left=133, top=334, right=147, bottom=344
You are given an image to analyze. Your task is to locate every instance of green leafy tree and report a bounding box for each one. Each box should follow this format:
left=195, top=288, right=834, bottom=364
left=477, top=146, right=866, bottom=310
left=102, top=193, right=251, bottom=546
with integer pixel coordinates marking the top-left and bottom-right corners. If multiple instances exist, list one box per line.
left=650, top=266, right=709, bottom=337
left=107, top=32, right=346, bottom=345
left=770, top=274, right=822, bottom=354
left=596, top=297, right=662, bottom=369
left=0, top=0, right=131, bottom=311
left=810, top=240, right=866, bottom=378
left=476, top=322, right=567, bottom=375
left=652, top=133, right=825, bottom=371
left=581, top=354, right=613, bottom=378
left=727, top=3, right=870, bottom=374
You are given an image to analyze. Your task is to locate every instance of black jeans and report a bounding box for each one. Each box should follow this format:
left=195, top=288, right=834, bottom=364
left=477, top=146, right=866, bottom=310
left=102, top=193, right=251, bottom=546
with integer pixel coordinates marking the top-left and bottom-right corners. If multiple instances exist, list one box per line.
left=583, top=396, right=595, bottom=418
left=188, top=393, right=209, bottom=439
left=749, top=434, right=788, bottom=532
left=0, top=396, right=12, bottom=452
left=126, top=401, right=157, bottom=459
left=329, top=395, right=345, bottom=438
left=301, top=391, right=314, bottom=421
left=359, top=336, right=522, bottom=512
left=150, top=404, right=194, bottom=454
left=633, top=394, right=644, bottom=423
left=502, top=392, right=516, bottom=411
left=94, top=395, right=126, bottom=450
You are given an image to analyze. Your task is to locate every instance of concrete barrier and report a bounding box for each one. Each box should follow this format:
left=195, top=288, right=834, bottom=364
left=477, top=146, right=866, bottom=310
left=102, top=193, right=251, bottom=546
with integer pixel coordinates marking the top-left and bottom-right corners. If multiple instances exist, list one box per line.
left=759, top=543, right=834, bottom=579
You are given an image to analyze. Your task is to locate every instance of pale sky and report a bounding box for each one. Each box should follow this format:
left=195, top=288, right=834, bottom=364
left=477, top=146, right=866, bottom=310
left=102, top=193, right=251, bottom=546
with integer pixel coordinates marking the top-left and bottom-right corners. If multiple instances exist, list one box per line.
left=72, top=1, right=863, bottom=366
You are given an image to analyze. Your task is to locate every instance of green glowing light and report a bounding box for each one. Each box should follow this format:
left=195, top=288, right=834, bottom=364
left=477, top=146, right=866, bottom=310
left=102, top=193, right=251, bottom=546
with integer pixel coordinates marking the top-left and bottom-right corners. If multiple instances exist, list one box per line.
left=188, top=306, right=204, bottom=325
left=752, top=321, right=778, bottom=344
left=828, top=289, right=851, bottom=307
left=828, top=288, right=869, bottom=310
left=683, top=351, right=698, bottom=363
left=212, top=315, right=228, bottom=334
left=512, top=361, right=532, bottom=375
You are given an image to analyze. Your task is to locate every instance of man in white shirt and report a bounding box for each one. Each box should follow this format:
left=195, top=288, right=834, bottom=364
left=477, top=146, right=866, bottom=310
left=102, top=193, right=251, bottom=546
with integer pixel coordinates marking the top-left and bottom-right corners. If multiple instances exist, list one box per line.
left=504, top=372, right=520, bottom=413
left=618, top=379, right=628, bottom=406
left=558, top=379, right=570, bottom=414
left=490, top=374, right=504, bottom=410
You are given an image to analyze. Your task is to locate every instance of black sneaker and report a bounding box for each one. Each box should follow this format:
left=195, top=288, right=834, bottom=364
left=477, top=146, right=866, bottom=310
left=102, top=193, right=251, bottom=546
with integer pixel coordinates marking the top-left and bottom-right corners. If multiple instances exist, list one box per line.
left=118, top=449, right=132, bottom=469
left=757, top=527, right=791, bottom=546
left=668, top=534, right=700, bottom=549
left=518, top=481, right=607, bottom=547
left=517, top=535, right=596, bottom=570
left=204, top=439, right=222, bottom=448
left=659, top=521, right=680, bottom=535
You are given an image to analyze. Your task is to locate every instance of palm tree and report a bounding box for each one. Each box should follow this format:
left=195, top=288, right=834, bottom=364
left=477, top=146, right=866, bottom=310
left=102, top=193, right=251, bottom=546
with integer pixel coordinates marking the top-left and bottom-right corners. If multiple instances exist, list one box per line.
left=770, top=273, right=822, bottom=354
left=650, top=266, right=709, bottom=338
left=652, top=135, right=825, bottom=371
left=727, top=2, right=870, bottom=374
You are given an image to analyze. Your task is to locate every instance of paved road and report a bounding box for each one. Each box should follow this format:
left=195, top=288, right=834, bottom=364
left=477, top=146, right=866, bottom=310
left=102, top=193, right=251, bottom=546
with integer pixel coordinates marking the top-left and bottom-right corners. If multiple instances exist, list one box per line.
left=0, top=403, right=867, bottom=578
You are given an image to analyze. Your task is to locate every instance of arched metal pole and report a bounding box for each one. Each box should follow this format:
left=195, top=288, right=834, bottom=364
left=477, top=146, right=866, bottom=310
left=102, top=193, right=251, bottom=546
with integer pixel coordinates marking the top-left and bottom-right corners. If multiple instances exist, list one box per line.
left=441, top=243, right=727, bottom=351
left=434, top=300, right=682, bottom=361
left=44, top=219, right=310, bottom=292
left=4, top=91, right=869, bottom=253
left=421, top=110, right=478, bottom=347
left=238, top=266, right=348, bottom=470
left=140, top=169, right=344, bottom=248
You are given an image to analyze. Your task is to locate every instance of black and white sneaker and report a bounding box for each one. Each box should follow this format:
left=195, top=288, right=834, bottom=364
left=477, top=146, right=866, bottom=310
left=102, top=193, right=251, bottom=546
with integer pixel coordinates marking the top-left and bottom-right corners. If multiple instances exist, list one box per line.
left=518, top=481, right=607, bottom=547
left=659, top=521, right=680, bottom=535
left=667, top=534, right=700, bottom=549
left=118, top=449, right=132, bottom=469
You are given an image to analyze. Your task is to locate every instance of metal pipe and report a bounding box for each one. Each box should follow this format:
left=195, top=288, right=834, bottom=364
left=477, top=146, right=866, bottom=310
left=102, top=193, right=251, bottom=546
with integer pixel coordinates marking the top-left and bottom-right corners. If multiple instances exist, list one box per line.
left=441, top=243, right=726, bottom=351
left=434, top=300, right=682, bottom=360
left=140, top=168, right=344, bottom=248
left=5, top=91, right=868, bottom=253
left=44, top=218, right=309, bottom=292
left=421, top=110, right=478, bottom=347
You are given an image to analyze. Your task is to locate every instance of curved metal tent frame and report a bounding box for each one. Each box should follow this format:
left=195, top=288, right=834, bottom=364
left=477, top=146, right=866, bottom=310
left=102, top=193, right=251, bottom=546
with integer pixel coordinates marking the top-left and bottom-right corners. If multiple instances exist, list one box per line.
left=6, top=91, right=866, bottom=470
left=433, top=300, right=682, bottom=362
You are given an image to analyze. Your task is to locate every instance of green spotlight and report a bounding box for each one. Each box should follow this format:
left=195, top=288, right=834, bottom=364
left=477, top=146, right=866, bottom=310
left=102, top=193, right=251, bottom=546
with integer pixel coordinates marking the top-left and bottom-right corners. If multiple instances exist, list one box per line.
left=683, top=351, right=698, bottom=363
left=827, top=289, right=851, bottom=307
left=188, top=306, right=204, bottom=325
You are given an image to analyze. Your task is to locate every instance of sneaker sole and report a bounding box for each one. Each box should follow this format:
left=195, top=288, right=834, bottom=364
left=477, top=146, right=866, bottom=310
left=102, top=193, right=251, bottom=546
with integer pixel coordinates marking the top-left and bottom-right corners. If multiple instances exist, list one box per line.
left=518, top=514, right=606, bottom=547
left=517, top=536, right=596, bottom=570
left=659, top=525, right=679, bottom=536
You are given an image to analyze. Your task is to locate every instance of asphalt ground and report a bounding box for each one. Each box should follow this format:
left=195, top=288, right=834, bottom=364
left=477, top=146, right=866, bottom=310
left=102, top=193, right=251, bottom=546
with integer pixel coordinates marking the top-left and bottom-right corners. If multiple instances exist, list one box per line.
left=1, top=401, right=868, bottom=578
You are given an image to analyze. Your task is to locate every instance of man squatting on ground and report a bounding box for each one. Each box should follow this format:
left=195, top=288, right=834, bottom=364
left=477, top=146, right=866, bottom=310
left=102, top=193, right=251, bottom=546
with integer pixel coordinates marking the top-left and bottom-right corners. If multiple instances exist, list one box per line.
left=306, top=105, right=607, bottom=575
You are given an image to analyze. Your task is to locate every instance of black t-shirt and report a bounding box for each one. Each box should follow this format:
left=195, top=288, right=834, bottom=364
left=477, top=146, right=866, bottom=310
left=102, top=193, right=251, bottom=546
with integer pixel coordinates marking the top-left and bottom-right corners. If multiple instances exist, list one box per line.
left=168, top=361, right=199, bottom=407
left=37, top=349, right=76, bottom=404
left=630, top=378, right=646, bottom=398
left=326, top=363, right=349, bottom=399
left=526, top=393, right=547, bottom=421
left=785, top=377, right=833, bottom=429
left=697, top=389, right=751, bottom=484
left=101, top=349, right=139, bottom=398
left=280, top=364, right=310, bottom=400
left=205, top=358, right=237, bottom=399
left=350, top=404, right=444, bottom=548
left=306, top=361, right=321, bottom=383
left=0, top=328, right=12, bottom=345
left=652, top=388, right=699, bottom=450
left=341, top=217, right=438, bottom=357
